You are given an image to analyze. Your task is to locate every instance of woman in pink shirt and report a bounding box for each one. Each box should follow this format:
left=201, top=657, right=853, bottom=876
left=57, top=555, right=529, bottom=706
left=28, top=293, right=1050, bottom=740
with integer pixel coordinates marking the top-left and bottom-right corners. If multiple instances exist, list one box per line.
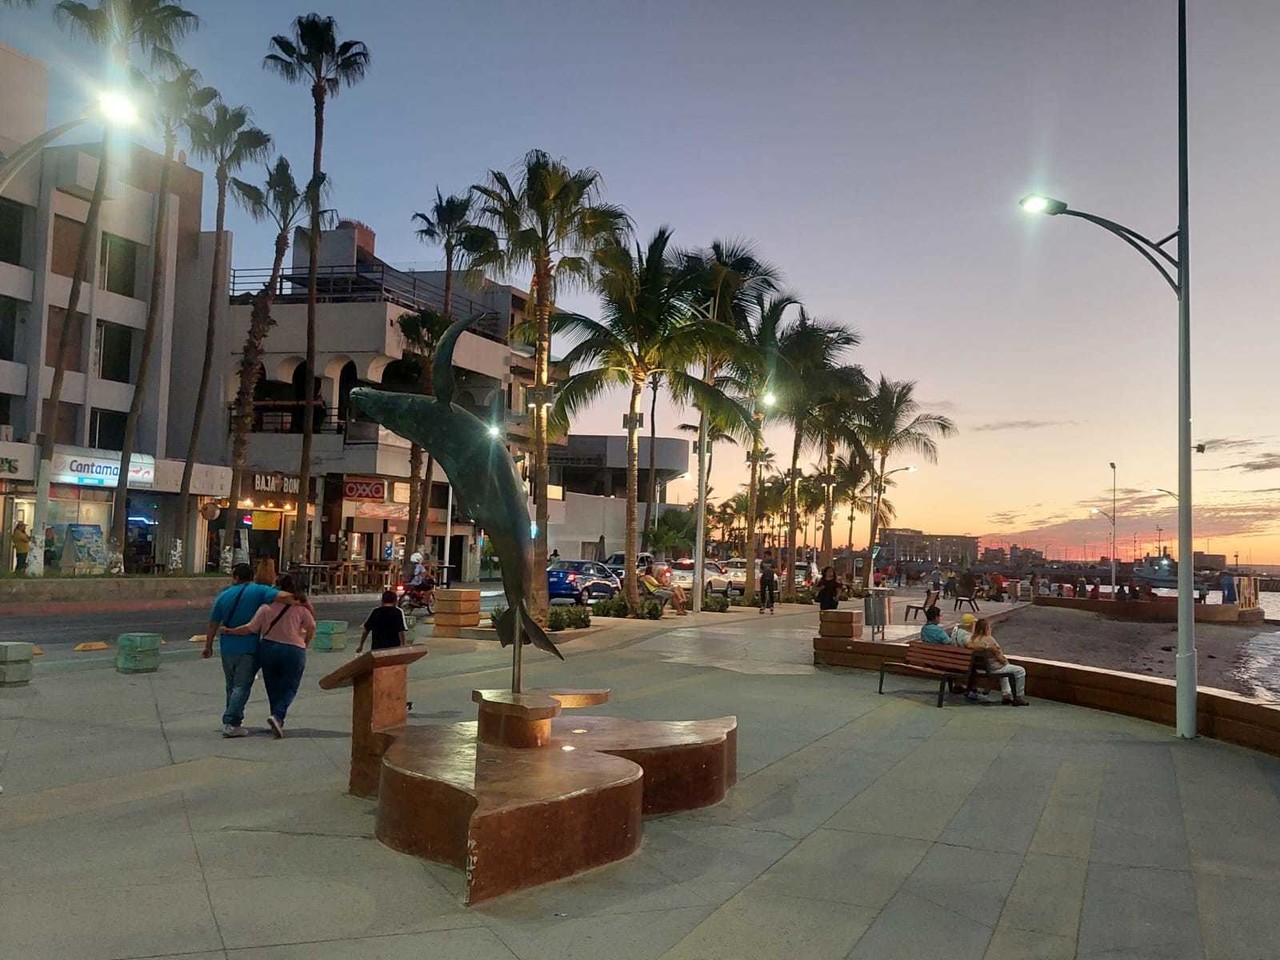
left=222, top=574, right=316, bottom=737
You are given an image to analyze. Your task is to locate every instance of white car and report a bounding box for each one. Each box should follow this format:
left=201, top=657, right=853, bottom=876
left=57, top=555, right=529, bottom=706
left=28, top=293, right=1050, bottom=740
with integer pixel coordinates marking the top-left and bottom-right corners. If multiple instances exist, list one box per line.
left=668, top=558, right=731, bottom=596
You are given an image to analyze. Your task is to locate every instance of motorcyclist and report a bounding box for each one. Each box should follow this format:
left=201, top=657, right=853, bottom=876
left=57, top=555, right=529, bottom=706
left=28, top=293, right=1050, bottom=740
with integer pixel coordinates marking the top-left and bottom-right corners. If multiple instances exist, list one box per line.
left=405, top=552, right=436, bottom=612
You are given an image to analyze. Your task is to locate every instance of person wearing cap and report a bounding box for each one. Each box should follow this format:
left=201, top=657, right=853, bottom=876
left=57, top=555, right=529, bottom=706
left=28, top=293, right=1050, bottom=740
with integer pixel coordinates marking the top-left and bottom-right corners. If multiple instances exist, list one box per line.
left=951, top=612, right=977, bottom=645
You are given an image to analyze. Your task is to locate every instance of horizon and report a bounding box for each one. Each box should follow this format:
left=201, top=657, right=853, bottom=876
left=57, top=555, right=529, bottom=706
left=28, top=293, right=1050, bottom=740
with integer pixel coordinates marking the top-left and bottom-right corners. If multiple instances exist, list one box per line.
left=4, top=1, right=1280, bottom=562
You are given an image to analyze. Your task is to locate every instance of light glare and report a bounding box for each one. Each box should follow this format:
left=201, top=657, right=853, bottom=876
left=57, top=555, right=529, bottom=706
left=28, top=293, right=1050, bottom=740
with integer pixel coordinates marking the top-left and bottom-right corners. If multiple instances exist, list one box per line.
left=1020, top=194, right=1050, bottom=214
left=97, top=91, right=138, bottom=126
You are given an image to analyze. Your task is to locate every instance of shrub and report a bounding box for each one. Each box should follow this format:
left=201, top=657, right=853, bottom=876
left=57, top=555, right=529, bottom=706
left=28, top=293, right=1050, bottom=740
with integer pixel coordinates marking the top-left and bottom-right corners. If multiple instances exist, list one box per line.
left=546, top=606, right=592, bottom=631
left=594, top=595, right=630, bottom=618
left=642, top=600, right=664, bottom=620
left=793, top=588, right=816, bottom=605
left=729, top=594, right=748, bottom=607
left=703, top=594, right=730, bottom=613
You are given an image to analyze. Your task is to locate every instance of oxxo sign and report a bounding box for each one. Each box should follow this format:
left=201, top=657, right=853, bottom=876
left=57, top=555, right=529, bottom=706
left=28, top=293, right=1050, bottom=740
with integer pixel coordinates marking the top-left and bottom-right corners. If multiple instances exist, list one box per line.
left=342, top=476, right=386, bottom=501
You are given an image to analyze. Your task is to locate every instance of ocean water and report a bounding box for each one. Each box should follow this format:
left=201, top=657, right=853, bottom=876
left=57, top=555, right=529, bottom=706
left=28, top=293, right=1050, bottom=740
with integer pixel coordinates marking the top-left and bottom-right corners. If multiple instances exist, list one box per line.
left=1147, top=590, right=1280, bottom=701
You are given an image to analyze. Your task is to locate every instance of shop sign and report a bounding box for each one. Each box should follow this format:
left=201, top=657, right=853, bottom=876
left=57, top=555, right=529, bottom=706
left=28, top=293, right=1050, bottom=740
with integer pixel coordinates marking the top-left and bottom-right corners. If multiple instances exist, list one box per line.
left=253, top=472, right=300, bottom=496
left=0, top=440, right=32, bottom=480
left=342, top=476, right=386, bottom=501
left=251, top=510, right=282, bottom=531
left=51, top=446, right=154, bottom=488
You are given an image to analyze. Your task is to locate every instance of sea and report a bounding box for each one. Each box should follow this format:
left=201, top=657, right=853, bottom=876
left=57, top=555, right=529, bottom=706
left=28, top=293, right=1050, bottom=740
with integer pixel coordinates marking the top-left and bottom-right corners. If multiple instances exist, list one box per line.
left=1158, top=589, right=1280, bottom=702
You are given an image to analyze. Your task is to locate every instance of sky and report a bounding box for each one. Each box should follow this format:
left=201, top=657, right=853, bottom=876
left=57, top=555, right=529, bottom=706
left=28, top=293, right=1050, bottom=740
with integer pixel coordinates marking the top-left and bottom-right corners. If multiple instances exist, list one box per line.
left=4, top=0, right=1280, bottom=564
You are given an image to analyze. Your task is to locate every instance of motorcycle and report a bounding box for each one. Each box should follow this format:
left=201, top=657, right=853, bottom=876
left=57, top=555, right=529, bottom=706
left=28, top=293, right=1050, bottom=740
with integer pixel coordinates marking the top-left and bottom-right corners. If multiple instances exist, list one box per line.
left=395, top=582, right=435, bottom=615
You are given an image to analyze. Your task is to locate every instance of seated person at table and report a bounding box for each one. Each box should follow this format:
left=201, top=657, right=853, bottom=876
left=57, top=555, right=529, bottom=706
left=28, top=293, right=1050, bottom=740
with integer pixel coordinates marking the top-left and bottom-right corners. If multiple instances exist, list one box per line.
left=920, top=606, right=954, bottom=644
left=966, top=618, right=1030, bottom=706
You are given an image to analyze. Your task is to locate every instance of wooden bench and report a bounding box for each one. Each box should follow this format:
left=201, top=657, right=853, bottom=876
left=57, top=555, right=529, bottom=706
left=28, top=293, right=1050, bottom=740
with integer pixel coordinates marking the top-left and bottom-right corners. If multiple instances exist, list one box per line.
left=878, top=641, right=1003, bottom=707
left=904, top=589, right=939, bottom=621
left=640, top=579, right=673, bottom=613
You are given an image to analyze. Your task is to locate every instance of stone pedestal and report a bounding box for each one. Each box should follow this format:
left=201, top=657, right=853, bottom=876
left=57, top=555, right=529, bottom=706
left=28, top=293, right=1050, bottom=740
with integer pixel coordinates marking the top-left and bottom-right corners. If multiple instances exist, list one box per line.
left=0, top=641, right=34, bottom=687
left=433, top=589, right=481, bottom=638
left=813, top=609, right=865, bottom=657
left=313, top=620, right=349, bottom=652
left=115, top=633, right=162, bottom=674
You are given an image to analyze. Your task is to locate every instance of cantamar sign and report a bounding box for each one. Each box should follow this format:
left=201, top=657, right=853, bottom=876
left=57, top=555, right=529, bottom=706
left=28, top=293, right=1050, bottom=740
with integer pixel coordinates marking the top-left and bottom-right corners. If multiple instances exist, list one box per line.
left=51, top=447, right=155, bottom=488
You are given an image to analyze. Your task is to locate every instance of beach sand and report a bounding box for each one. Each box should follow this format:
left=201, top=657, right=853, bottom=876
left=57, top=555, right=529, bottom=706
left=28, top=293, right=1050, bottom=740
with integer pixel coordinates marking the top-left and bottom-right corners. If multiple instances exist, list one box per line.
left=993, top=603, right=1264, bottom=697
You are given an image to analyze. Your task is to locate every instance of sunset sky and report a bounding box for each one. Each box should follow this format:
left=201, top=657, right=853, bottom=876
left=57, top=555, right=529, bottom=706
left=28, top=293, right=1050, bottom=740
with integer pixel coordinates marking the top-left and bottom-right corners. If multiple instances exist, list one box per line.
left=6, top=0, right=1280, bottom=563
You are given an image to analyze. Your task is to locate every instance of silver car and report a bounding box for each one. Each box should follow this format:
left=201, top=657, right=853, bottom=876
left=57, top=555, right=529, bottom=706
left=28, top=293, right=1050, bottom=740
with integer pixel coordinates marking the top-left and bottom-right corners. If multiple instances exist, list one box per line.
left=668, top=558, right=730, bottom=596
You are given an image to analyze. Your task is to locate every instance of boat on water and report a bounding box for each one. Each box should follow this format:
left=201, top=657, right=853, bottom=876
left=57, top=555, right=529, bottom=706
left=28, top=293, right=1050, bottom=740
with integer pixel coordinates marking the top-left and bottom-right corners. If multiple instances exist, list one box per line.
left=1131, top=556, right=1218, bottom=591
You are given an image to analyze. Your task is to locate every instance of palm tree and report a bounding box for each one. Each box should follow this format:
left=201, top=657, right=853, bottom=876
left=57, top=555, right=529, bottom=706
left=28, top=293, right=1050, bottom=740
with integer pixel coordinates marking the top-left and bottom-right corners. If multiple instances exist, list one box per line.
left=855, top=376, right=955, bottom=583
left=407, top=189, right=484, bottom=558
left=45, top=0, right=197, bottom=574
left=470, top=149, right=630, bottom=617
left=808, top=369, right=869, bottom=569
left=265, top=13, right=370, bottom=564
left=548, top=228, right=737, bottom=611
left=676, top=420, right=737, bottom=491
left=170, top=102, right=269, bottom=570
left=225, top=158, right=326, bottom=563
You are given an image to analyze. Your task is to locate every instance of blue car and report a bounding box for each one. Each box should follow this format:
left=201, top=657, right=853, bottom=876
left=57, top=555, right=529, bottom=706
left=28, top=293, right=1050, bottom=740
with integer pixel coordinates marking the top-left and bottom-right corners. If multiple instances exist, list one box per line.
left=547, top=560, right=620, bottom=605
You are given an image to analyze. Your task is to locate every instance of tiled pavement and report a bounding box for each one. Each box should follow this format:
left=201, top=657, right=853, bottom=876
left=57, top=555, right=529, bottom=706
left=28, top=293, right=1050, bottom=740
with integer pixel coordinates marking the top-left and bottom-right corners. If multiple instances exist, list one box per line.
left=2, top=604, right=1279, bottom=960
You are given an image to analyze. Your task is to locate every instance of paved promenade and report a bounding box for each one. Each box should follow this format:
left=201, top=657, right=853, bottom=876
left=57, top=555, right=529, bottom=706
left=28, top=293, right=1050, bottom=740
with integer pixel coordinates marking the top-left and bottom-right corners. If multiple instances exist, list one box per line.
left=3, top=604, right=1278, bottom=959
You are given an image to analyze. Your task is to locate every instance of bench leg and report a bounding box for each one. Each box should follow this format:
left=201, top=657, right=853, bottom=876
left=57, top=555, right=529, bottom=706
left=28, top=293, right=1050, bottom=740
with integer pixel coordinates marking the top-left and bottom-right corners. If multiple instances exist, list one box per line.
left=937, top=678, right=947, bottom=707
left=878, top=668, right=885, bottom=694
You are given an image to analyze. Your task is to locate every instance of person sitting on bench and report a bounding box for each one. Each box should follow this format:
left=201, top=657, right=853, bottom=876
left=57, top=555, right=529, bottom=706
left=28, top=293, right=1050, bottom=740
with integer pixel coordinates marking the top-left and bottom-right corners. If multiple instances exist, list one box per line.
left=965, top=618, right=1029, bottom=706
left=919, top=606, right=954, bottom=644
left=641, top=564, right=685, bottom=615
left=951, top=612, right=977, bottom=645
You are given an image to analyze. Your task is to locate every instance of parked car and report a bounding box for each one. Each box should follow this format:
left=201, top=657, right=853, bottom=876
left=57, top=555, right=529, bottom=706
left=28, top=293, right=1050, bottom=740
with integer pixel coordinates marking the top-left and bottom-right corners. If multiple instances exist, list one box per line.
left=723, top=557, right=757, bottom=595
left=790, top=562, right=820, bottom=588
left=604, top=551, right=654, bottom=579
left=547, top=560, right=621, bottom=605
left=668, top=558, right=731, bottom=596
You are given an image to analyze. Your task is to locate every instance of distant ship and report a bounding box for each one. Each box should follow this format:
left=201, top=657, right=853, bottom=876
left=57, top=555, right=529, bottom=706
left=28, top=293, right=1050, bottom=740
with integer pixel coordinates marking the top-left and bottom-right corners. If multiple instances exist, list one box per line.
left=1131, top=556, right=1179, bottom=589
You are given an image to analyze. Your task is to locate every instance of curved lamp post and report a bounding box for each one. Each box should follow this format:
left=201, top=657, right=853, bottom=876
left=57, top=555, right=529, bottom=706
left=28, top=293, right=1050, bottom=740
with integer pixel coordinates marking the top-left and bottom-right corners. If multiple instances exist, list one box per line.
left=0, top=92, right=139, bottom=194
left=869, top=464, right=915, bottom=572
left=1021, top=0, right=1195, bottom=739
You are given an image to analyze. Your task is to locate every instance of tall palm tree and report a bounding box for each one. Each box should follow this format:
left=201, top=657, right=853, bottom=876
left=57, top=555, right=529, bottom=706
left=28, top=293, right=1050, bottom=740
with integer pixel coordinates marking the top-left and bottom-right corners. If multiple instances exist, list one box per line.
left=407, top=189, right=483, bottom=558
left=774, top=315, right=862, bottom=599
left=225, top=158, right=326, bottom=564
left=855, top=376, right=955, bottom=583
left=45, top=0, right=197, bottom=574
left=808, top=369, right=869, bottom=569
left=265, top=13, right=370, bottom=564
left=470, top=149, right=630, bottom=617
left=547, top=228, right=737, bottom=611
left=169, top=102, right=269, bottom=570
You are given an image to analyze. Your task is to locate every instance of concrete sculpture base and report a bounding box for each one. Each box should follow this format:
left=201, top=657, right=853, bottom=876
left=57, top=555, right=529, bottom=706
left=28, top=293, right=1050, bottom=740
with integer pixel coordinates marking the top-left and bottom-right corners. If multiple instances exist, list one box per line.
left=319, top=659, right=737, bottom=904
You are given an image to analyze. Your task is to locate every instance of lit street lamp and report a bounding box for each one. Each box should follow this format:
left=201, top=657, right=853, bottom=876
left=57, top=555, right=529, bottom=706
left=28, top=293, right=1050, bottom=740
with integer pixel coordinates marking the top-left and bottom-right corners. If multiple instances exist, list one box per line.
left=1020, top=1, right=1195, bottom=739
left=0, top=91, right=139, bottom=193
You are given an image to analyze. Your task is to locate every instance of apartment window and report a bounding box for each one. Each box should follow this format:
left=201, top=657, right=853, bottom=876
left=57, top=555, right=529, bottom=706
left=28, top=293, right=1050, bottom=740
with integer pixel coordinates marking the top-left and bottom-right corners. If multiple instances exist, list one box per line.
left=0, top=295, right=17, bottom=362
left=50, top=215, right=84, bottom=277
left=41, top=399, right=78, bottom=445
left=89, top=408, right=126, bottom=450
left=0, top=197, right=25, bottom=266
left=45, top=306, right=84, bottom=372
left=99, top=233, right=139, bottom=298
left=0, top=394, right=10, bottom=427
left=96, top=320, right=133, bottom=383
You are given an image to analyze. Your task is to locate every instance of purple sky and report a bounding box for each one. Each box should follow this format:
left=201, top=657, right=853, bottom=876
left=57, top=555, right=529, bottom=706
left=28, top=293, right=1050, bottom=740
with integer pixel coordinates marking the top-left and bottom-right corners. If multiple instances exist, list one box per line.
left=6, top=0, right=1280, bottom=562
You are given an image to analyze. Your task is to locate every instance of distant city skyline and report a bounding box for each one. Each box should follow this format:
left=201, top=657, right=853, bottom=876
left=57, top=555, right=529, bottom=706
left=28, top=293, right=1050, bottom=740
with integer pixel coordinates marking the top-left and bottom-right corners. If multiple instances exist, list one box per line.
left=5, top=0, right=1279, bottom=561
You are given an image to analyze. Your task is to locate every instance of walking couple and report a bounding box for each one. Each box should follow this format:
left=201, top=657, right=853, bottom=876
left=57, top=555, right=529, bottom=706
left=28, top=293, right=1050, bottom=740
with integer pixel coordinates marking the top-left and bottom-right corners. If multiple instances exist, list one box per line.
left=205, top=564, right=316, bottom=738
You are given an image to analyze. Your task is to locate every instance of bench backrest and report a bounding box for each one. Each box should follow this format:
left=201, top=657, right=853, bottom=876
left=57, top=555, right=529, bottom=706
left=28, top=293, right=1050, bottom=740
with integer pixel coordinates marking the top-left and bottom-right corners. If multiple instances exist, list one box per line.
left=905, top=640, right=975, bottom=672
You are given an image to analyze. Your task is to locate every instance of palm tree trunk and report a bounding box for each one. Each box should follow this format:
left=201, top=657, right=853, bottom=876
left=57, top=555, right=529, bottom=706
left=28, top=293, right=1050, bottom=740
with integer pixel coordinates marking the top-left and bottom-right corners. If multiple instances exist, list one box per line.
left=641, top=376, right=658, bottom=546
left=28, top=131, right=110, bottom=576
left=291, top=84, right=326, bottom=565
left=865, top=453, right=887, bottom=586
left=403, top=443, right=422, bottom=579
left=175, top=162, right=228, bottom=572
left=744, top=428, right=760, bottom=603
left=820, top=440, right=835, bottom=569
left=784, top=430, right=802, bottom=600
left=624, top=379, right=643, bottom=612
left=411, top=248, right=452, bottom=559
left=108, top=135, right=177, bottom=571
left=530, top=260, right=551, bottom=620
left=227, top=229, right=288, bottom=571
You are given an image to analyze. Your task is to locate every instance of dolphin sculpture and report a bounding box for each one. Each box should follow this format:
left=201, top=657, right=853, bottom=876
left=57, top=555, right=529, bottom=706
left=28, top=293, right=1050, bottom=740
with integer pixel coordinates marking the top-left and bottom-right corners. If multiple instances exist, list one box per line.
left=348, top=317, right=562, bottom=662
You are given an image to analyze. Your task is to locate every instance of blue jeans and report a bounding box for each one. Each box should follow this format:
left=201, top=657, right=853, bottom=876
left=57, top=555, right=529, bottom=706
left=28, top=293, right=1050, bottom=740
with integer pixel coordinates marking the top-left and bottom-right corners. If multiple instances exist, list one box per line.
left=221, top=652, right=258, bottom=727
left=259, top=641, right=306, bottom=725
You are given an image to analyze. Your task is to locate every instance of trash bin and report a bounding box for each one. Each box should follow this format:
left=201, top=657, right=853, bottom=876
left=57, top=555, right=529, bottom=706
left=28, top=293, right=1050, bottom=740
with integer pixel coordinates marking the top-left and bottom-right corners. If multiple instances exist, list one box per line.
left=864, top=587, right=893, bottom=641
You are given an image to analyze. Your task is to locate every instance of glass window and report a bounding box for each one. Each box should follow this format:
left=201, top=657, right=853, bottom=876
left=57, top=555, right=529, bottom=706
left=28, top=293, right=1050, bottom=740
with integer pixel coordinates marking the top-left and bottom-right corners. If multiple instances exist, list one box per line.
left=99, top=233, right=139, bottom=298
left=0, top=197, right=24, bottom=266
left=89, top=408, right=127, bottom=450
left=0, top=295, right=17, bottom=362
left=0, top=394, right=10, bottom=428
left=96, top=321, right=133, bottom=383
left=50, top=215, right=84, bottom=277
left=46, top=306, right=83, bottom=371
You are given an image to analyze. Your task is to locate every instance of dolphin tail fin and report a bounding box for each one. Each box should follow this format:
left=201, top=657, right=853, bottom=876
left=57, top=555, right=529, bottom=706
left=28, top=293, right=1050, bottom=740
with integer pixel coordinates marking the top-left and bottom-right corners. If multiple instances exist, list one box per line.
left=494, top=601, right=564, bottom=661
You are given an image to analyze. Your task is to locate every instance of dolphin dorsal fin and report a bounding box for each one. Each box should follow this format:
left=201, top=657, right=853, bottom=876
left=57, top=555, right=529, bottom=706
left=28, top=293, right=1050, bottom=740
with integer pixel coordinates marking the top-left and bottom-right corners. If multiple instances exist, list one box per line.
left=431, top=314, right=481, bottom=406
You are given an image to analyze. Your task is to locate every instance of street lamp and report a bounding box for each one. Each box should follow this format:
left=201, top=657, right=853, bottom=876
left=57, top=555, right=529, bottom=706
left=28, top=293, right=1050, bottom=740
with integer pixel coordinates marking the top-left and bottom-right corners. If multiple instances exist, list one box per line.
left=1152, top=487, right=1178, bottom=500
left=1019, top=1, right=1195, bottom=739
left=740, top=387, right=777, bottom=605
left=0, top=91, right=139, bottom=193
left=1090, top=506, right=1116, bottom=596
left=868, top=465, right=915, bottom=582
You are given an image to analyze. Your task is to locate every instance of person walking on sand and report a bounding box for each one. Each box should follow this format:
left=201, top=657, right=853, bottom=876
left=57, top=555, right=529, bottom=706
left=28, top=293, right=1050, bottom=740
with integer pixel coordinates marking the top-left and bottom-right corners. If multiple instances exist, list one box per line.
left=11, top=520, right=30, bottom=572
left=965, top=618, right=1029, bottom=706
left=221, top=574, right=316, bottom=738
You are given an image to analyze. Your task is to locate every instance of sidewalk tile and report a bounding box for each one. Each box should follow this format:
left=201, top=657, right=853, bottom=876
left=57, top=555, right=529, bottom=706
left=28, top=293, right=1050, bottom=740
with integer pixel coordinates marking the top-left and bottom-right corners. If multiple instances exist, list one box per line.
left=226, top=927, right=516, bottom=959
left=847, top=888, right=994, bottom=960
left=1077, top=862, right=1204, bottom=960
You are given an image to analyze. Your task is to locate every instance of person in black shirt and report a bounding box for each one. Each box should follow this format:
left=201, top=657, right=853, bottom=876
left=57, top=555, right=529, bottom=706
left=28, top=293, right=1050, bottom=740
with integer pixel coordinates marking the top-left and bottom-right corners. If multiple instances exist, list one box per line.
left=357, top=591, right=409, bottom=652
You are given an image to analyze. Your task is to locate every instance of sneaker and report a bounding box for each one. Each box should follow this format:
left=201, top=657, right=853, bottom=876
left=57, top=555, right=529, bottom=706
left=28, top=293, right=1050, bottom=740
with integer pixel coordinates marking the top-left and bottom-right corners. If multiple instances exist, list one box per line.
left=759, top=607, right=766, bottom=614
left=964, top=691, right=983, bottom=703
left=267, top=716, right=284, bottom=739
left=1012, top=697, right=1031, bottom=707
left=1002, top=696, right=1015, bottom=705
left=221, top=724, right=249, bottom=738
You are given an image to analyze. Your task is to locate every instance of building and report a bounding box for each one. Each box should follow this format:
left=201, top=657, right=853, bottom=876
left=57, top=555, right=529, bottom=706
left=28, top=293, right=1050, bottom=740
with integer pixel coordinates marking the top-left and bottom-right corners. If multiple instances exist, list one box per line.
left=876, top=527, right=979, bottom=567
left=980, top=546, right=1007, bottom=565
left=1193, top=551, right=1227, bottom=571
left=1009, top=544, right=1045, bottom=566
left=0, top=44, right=229, bottom=574
left=191, top=218, right=540, bottom=575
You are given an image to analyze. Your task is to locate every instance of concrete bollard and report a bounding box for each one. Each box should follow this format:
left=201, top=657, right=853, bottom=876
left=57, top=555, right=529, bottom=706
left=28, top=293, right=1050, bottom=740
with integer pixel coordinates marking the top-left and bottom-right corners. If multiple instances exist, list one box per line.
left=0, top=642, right=34, bottom=687
left=312, top=620, right=349, bottom=652
left=115, top=633, right=162, bottom=674
left=433, top=589, right=481, bottom=638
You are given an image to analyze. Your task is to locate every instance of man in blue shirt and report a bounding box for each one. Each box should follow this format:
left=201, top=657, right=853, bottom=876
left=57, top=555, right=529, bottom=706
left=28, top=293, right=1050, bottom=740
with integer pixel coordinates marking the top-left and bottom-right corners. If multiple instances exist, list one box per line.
left=205, top=564, right=294, bottom=737
left=919, top=606, right=953, bottom=645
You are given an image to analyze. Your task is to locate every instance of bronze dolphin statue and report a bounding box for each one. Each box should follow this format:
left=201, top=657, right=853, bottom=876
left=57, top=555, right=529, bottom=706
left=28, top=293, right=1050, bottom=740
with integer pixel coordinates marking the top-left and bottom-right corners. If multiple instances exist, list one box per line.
left=348, top=317, right=562, bottom=661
